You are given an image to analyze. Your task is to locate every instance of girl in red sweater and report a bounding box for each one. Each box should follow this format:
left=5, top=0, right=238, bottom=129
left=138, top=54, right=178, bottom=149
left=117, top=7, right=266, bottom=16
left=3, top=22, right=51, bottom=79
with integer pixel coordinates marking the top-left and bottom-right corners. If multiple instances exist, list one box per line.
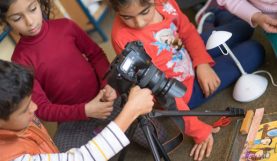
left=0, top=0, right=117, bottom=151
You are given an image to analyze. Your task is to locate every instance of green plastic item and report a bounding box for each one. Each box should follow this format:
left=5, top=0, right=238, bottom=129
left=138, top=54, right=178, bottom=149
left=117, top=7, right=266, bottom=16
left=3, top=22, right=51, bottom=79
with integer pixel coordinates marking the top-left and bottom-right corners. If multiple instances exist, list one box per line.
left=264, top=32, right=277, bottom=58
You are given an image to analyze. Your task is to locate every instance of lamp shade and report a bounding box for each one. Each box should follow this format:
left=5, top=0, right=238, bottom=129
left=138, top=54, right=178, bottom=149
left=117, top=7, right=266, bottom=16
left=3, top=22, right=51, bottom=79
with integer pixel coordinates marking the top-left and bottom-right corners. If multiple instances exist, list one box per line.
left=206, top=31, right=232, bottom=50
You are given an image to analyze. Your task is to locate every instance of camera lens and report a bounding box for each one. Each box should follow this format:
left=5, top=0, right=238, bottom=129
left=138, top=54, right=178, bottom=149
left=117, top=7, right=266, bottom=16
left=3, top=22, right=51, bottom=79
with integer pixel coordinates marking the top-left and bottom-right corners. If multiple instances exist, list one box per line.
left=138, top=64, right=186, bottom=98
left=105, top=40, right=186, bottom=99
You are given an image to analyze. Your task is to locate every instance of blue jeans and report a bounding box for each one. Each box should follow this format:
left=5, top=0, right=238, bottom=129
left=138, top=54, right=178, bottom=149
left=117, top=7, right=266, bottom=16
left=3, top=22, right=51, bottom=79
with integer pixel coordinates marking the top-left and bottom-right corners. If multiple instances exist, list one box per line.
left=188, top=9, right=265, bottom=108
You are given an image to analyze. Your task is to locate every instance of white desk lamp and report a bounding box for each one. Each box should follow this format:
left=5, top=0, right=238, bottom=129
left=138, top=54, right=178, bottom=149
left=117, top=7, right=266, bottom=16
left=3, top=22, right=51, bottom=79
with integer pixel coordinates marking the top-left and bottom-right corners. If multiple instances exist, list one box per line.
left=206, top=31, right=268, bottom=102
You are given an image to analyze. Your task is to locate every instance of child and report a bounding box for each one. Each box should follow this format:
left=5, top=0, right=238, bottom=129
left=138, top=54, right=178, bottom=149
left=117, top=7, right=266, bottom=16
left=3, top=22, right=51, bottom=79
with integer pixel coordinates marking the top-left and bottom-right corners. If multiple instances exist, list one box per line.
left=217, top=0, right=277, bottom=56
left=0, top=59, right=154, bottom=161
left=109, top=0, right=265, bottom=160
left=195, top=0, right=255, bottom=41
left=0, top=0, right=118, bottom=151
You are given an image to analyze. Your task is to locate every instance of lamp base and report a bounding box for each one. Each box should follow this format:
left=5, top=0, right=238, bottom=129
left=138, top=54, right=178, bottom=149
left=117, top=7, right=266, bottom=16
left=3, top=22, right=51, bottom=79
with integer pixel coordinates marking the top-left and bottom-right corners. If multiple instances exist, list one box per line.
left=233, top=74, right=268, bottom=102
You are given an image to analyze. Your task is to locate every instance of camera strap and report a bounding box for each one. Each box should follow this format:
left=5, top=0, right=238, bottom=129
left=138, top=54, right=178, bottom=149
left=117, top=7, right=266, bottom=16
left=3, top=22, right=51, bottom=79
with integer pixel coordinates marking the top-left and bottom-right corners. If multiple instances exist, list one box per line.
left=162, top=131, right=184, bottom=154
left=149, top=115, right=184, bottom=154
left=153, top=96, right=185, bottom=154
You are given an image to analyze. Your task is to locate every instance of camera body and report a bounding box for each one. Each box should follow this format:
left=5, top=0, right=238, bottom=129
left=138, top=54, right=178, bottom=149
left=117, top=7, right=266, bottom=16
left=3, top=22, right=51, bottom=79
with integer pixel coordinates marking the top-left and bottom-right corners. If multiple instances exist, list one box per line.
left=105, top=41, right=186, bottom=98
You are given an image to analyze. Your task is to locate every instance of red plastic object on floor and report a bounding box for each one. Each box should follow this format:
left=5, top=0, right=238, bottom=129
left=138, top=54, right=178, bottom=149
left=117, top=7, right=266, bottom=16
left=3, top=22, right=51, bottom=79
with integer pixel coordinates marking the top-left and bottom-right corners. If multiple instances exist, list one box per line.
left=212, top=116, right=231, bottom=128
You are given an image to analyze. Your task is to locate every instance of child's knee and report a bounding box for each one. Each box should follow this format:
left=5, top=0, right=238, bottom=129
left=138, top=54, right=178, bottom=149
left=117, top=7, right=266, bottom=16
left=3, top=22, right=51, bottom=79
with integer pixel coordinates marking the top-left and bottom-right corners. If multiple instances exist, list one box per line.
left=239, top=40, right=265, bottom=71
left=240, top=40, right=265, bottom=58
left=248, top=40, right=265, bottom=60
left=232, top=40, right=264, bottom=72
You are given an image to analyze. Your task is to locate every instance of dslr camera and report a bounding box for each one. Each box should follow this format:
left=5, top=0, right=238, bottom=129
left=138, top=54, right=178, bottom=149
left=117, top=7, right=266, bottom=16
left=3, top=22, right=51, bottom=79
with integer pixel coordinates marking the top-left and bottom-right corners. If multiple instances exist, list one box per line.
left=105, top=41, right=186, bottom=99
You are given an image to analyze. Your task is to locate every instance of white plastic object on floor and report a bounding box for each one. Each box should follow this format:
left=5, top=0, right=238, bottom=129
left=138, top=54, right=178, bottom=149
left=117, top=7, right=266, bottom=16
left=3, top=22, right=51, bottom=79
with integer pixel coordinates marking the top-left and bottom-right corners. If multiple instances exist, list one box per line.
left=206, top=30, right=269, bottom=102
left=233, top=74, right=268, bottom=102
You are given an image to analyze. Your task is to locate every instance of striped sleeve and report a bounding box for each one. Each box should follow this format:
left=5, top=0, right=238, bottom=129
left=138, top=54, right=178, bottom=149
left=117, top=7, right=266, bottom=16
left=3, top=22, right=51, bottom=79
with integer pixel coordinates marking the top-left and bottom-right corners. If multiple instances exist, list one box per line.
left=13, top=122, right=130, bottom=161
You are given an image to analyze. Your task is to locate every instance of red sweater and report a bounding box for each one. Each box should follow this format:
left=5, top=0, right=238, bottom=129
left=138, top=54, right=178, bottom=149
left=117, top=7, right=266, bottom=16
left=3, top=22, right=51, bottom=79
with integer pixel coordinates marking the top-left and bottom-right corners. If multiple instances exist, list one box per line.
left=111, top=0, right=213, bottom=143
left=12, top=18, right=110, bottom=122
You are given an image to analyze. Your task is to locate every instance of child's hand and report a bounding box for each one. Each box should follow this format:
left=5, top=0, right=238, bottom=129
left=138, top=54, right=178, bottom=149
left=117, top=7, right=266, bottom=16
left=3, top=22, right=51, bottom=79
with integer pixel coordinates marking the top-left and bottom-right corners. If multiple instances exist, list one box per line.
left=124, top=86, right=154, bottom=117
left=196, top=64, right=221, bottom=97
left=85, top=90, right=114, bottom=119
left=252, top=12, right=277, bottom=33
left=190, top=127, right=220, bottom=161
left=113, top=86, right=154, bottom=132
left=101, top=84, right=117, bottom=102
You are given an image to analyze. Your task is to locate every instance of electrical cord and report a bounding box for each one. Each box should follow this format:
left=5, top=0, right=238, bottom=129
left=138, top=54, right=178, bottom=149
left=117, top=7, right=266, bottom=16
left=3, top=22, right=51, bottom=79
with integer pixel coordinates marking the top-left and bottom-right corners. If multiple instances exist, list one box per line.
left=253, top=70, right=277, bottom=87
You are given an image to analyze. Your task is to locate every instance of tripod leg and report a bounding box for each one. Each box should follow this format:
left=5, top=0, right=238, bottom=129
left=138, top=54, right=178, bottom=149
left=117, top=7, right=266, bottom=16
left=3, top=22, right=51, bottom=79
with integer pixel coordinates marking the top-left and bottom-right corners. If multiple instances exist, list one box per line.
left=140, top=120, right=162, bottom=161
left=139, top=116, right=172, bottom=161
left=151, top=132, right=171, bottom=161
left=119, top=116, right=172, bottom=161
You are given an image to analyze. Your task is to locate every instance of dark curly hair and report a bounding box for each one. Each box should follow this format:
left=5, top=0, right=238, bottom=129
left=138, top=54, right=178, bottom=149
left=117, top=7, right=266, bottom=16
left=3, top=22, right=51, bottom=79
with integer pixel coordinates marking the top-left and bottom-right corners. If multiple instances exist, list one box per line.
left=107, top=0, right=153, bottom=11
left=0, top=0, right=51, bottom=24
left=0, top=60, right=34, bottom=121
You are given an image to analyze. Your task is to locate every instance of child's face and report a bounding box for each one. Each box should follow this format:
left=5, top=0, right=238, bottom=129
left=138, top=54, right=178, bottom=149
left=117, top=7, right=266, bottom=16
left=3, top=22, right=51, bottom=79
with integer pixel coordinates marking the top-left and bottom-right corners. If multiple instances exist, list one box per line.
left=117, top=0, right=157, bottom=29
left=5, top=0, right=43, bottom=36
left=0, top=96, right=37, bottom=131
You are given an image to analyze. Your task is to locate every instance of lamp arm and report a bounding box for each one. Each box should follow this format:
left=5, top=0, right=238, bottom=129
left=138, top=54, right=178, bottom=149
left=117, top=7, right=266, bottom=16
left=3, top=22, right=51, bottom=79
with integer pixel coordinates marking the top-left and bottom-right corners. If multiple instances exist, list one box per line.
left=222, top=43, right=247, bottom=75
left=218, top=45, right=228, bottom=55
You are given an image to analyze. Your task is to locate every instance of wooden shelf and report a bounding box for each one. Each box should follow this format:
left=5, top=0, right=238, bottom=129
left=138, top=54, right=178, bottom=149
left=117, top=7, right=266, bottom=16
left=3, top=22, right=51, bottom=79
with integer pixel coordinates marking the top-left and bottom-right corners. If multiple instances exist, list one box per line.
left=59, top=0, right=109, bottom=41
left=59, top=0, right=94, bottom=31
left=93, top=2, right=108, bottom=20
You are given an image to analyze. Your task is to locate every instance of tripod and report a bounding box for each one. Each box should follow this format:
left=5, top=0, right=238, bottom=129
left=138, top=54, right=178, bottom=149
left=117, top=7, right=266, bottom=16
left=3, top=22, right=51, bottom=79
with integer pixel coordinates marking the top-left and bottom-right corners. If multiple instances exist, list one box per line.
left=118, top=107, right=245, bottom=161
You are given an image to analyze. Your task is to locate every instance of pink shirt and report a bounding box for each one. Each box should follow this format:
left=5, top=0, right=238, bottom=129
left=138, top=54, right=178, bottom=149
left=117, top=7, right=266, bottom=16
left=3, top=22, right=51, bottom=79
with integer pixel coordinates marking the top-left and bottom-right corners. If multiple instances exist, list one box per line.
left=217, top=0, right=277, bottom=27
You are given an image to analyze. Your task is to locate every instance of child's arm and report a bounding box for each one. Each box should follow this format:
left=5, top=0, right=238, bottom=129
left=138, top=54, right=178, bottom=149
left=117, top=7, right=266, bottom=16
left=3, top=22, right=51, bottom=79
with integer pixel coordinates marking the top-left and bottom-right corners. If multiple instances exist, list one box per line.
left=251, top=12, right=277, bottom=33
left=11, top=52, right=93, bottom=122
left=84, top=88, right=114, bottom=119
left=176, top=93, right=221, bottom=161
left=196, top=64, right=221, bottom=97
left=170, top=0, right=220, bottom=96
left=33, top=79, right=90, bottom=122
left=217, top=0, right=261, bottom=27
left=84, top=84, right=117, bottom=119
left=190, top=127, right=220, bottom=161
left=14, top=122, right=129, bottom=161
left=14, top=86, right=154, bottom=161
left=217, top=0, right=277, bottom=33
left=34, top=79, right=116, bottom=121
left=70, top=20, right=110, bottom=86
